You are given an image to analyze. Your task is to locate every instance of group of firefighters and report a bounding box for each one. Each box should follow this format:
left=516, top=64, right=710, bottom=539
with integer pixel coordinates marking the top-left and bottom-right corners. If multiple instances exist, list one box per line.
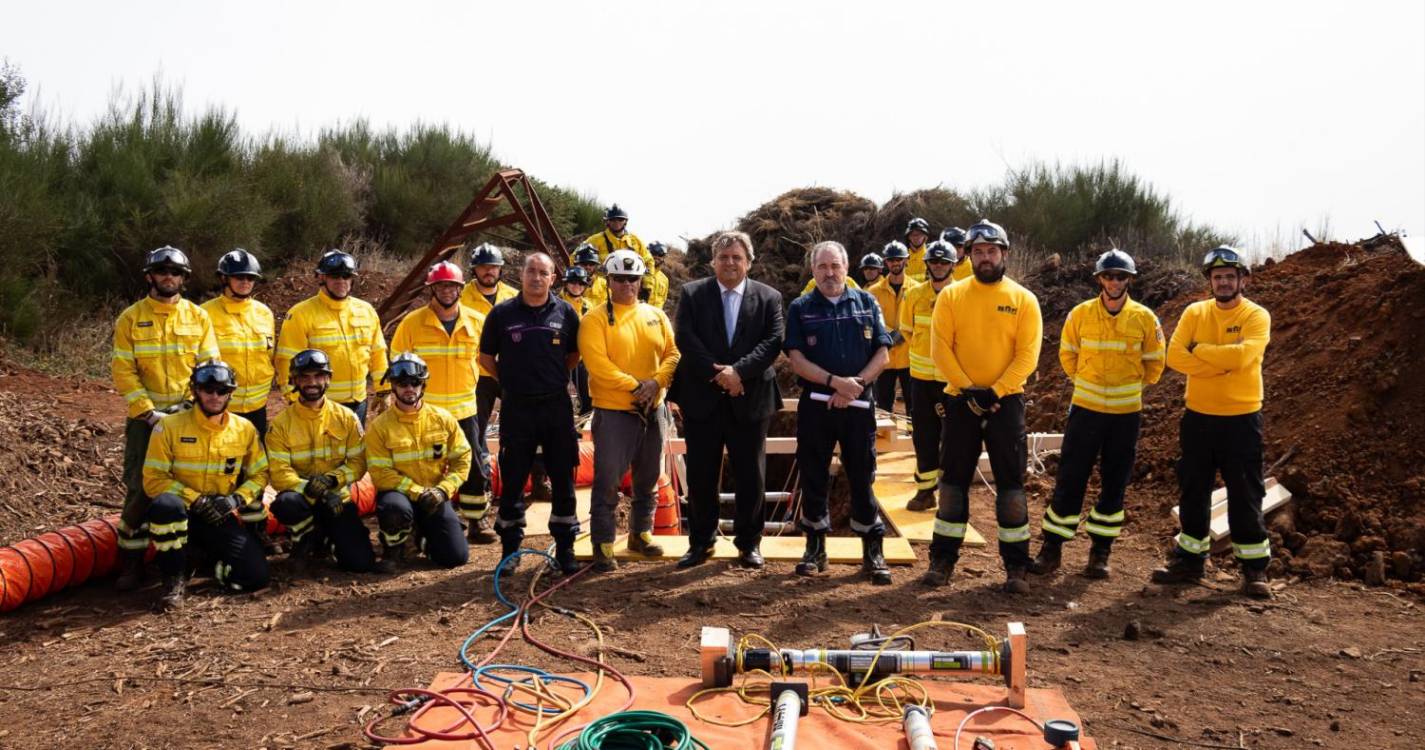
left=110, top=203, right=1275, bottom=611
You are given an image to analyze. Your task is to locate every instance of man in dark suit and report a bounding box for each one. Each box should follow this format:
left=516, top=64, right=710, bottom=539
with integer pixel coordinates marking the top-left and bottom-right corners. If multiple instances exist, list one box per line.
left=671, top=230, right=785, bottom=569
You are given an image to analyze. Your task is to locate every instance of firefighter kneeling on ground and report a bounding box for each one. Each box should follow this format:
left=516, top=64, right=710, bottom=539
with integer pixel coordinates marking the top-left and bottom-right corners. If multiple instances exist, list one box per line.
left=1029, top=249, right=1165, bottom=580
left=365, top=352, right=472, bottom=569
left=268, top=349, right=391, bottom=575
left=140, top=359, right=270, bottom=610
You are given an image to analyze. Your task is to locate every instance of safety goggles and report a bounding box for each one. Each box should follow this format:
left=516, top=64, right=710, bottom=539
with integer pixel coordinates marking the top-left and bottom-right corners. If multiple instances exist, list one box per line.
left=965, top=224, right=1007, bottom=246
left=1203, top=248, right=1244, bottom=269
left=192, top=368, right=236, bottom=389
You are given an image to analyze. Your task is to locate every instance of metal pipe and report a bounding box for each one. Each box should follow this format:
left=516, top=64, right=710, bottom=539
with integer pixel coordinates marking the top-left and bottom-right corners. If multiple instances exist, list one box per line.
left=719, top=492, right=792, bottom=503
left=719, top=520, right=795, bottom=534
left=767, top=682, right=808, bottom=750
left=903, top=705, right=938, bottom=750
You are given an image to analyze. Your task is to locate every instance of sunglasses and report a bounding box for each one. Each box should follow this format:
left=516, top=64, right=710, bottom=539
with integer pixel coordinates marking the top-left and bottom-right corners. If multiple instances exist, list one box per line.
left=325, top=272, right=354, bottom=280
left=196, top=385, right=234, bottom=396
left=608, top=276, right=642, bottom=285
left=151, top=268, right=185, bottom=278
left=1100, top=273, right=1131, bottom=282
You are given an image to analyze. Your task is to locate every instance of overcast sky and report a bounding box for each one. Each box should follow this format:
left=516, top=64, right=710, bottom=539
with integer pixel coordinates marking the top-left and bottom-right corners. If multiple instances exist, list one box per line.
left=5, top=0, right=1422, bottom=257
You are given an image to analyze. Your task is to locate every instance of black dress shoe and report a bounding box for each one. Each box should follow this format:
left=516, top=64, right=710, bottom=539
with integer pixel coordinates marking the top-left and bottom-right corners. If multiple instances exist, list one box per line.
left=676, top=543, right=716, bottom=569
left=737, top=547, right=764, bottom=569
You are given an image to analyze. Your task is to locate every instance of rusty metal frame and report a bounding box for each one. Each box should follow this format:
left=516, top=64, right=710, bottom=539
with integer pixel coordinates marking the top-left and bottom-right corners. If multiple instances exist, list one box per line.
left=376, top=168, right=569, bottom=330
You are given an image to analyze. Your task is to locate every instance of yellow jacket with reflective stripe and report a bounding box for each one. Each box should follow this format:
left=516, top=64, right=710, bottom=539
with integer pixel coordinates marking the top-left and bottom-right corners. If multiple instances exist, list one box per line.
left=800, top=277, right=861, bottom=295
left=201, top=295, right=275, bottom=412
left=867, top=277, right=913, bottom=369
left=460, top=281, right=519, bottom=377
left=582, top=276, right=608, bottom=311
left=112, top=296, right=221, bottom=419
left=1166, top=297, right=1271, bottom=416
left=906, top=244, right=929, bottom=281
left=365, top=402, right=471, bottom=498
left=586, top=230, right=654, bottom=268
left=266, top=398, right=366, bottom=500
left=900, top=279, right=948, bottom=381
left=560, top=291, right=590, bottom=318
left=930, top=276, right=1043, bottom=397
left=276, top=291, right=388, bottom=404
left=952, top=256, right=973, bottom=282
left=578, top=301, right=680, bottom=411
left=1059, top=295, right=1165, bottom=414
left=647, top=268, right=670, bottom=309
left=142, top=407, right=268, bottom=507
left=390, top=303, right=485, bottom=420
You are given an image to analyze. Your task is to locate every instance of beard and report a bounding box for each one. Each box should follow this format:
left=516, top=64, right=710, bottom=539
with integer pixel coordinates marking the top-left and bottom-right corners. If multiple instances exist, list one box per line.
left=298, top=383, right=328, bottom=402
left=394, top=388, right=423, bottom=407
left=149, top=278, right=182, bottom=298
left=1101, top=286, right=1127, bottom=300
left=974, top=262, right=1006, bottom=283
left=197, top=395, right=231, bottom=417
left=1213, top=289, right=1241, bottom=303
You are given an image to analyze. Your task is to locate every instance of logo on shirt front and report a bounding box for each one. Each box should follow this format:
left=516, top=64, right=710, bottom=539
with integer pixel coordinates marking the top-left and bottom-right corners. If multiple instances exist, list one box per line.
left=807, top=335, right=817, bottom=346
left=224, top=457, right=237, bottom=475
left=511, top=331, right=523, bottom=343
left=433, top=443, right=444, bottom=459
left=997, top=304, right=1018, bottom=315
left=1226, top=325, right=1242, bottom=334
left=863, top=326, right=872, bottom=340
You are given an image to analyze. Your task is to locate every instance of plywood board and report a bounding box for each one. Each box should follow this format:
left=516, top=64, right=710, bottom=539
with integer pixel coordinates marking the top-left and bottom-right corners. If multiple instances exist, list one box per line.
left=875, top=452, right=987, bottom=545
left=1171, top=477, right=1291, bottom=543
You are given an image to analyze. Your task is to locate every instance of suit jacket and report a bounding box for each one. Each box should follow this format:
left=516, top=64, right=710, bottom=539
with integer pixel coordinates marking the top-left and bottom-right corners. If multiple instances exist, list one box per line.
left=670, top=276, right=784, bottom=423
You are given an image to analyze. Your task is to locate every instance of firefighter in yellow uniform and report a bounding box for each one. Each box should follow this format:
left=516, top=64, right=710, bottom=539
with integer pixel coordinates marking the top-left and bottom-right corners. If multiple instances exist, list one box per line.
left=112, top=246, right=220, bottom=591
left=573, top=243, right=608, bottom=311
left=1028, top=250, right=1164, bottom=581
left=393, top=261, right=494, bottom=541
left=585, top=203, right=655, bottom=269
left=924, top=220, right=1043, bottom=593
left=867, top=243, right=913, bottom=415
left=366, top=352, right=473, bottom=568
left=646, top=241, right=672, bottom=309
left=904, top=217, right=933, bottom=281
left=561, top=266, right=594, bottom=414
left=1153, top=246, right=1273, bottom=599
left=458, top=242, right=520, bottom=538
left=267, top=349, right=386, bottom=574
left=579, top=250, right=681, bottom=572
left=202, top=249, right=275, bottom=437
left=941, top=227, right=975, bottom=281
left=900, top=241, right=960, bottom=511
left=141, top=359, right=269, bottom=610
left=275, top=250, right=388, bottom=424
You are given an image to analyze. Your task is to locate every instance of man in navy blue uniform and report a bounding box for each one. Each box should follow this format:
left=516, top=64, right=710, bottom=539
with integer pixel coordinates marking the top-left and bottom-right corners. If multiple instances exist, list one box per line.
left=784, top=240, right=894, bottom=585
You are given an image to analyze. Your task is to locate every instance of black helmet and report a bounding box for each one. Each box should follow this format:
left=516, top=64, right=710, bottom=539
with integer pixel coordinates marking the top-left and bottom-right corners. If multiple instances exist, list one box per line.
left=964, top=219, right=1009, bottom=248
left=881, top=240, right=909, bottom=260
left=384, top=352, right=430, bottom=384
left=143, top=245, right=192, bottom=275
left=217, top=248, right=263, bottom=279
left=191, top=358, right=239, bottom=392
left=317, top=249, right=358, bottom=276
left=604, top=204, right=629, bottom=221
left=648, top=241, right=668, bottom=257
left=860, top=253, right=885, bottom=271
left=905, top=217, right=931, bottom=237
left=290, top=349, right=333, bottom=376
left=1095, top=249, right=1138, bottom=276
left=573, top=243, right=600, bottom=266
left=469, top=243, right=504, bottom=267
left=925, top=240, right=957, bottom=264
left=1202, top=245, right=1249, bottom=276
left=564, top=266, right=592, bottom=285
left=941, top=226, right=968, bottom=247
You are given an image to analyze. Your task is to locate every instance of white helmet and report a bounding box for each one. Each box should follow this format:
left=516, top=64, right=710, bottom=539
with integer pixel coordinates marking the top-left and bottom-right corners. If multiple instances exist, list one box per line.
left=604, top=249, right=647, bottom=276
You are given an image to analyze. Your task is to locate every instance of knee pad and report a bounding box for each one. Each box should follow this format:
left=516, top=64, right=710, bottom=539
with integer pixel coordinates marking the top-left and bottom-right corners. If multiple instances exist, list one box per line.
left=937, top=484, right=968, bottom=518
left=997, top=489, right=1029, bottom=527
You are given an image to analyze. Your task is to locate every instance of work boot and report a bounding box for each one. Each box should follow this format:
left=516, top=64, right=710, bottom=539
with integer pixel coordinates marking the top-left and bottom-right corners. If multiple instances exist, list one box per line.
left=1241, top=568, right=1272, bottom=599
left=920, top=556, right=955, bottom=587
left=592, top=542, right=619, bottom=573
left=677, top=543, right=717, bottom=569
left=1083, top=547, right=1112, bottom=579
left=906, top=488, right=937, bottom=512
left=115, top=549, right=146, bottom=592
left=496, top=533, right=522, bottom=578
left=1003, top=567, right=1031, bottom=594
left=1150, top=556, right=1205, bottom=585
left=1029, top=541, right=1062, bottom=576
left=795, top=532, right=827, bottom=576
left=286, top=535, right=317, bottom=577
left=861, top=535, right=892, bottom=586
left=156, top=574, right=185, bottom=612
left=626, top=531, right=665, bottom=558
left=551, top=538, right=581, bottom=577
left=381, top=542, right=408, bottom=571
left=369, top=556, right=397, bottom=574
left=466, top=515, right=497, bottom=545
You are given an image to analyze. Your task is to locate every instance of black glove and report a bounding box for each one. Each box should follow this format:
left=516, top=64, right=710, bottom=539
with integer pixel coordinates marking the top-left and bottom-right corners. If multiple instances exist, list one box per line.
left=963, top=387, right=998, bottom=417
left=304, top=473, right=338, bottom=500
left=416, top=487, right=448, bottom=515
left=192, top=494, right=236, bottom=526
left=888, top=330, right=906, bottom=347
left=321, top=490, right=345, bottom=517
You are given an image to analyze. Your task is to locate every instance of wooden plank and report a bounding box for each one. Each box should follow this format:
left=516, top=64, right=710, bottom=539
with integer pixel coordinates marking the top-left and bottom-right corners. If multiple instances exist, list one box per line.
left=875, top=452, right=986, bottom=546
left=573, top=533, right=918, bottom=565
left=1170, top=477, right=1291, bottom=543
left=521, top=487, right=593, bottom=537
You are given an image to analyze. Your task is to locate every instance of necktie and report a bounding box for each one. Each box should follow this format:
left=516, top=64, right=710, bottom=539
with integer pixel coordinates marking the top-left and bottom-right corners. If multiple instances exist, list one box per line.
left=723, top=289, right=737, bottom=346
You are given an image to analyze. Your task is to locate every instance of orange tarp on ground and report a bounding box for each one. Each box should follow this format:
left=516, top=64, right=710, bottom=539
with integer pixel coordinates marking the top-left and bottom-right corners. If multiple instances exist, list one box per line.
left=397, top=672, right=1096, bottom=749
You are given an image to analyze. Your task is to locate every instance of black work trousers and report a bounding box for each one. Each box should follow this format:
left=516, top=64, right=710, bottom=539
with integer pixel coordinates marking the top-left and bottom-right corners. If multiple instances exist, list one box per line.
left=795, top=392, right=885, bottom=537
left=454, top=415, right=492, bottom=521
left=269, top=490, right=380, bottom=572
left=148, top=492, right=270, bottom=591
left=910, top=378, right=948, bottom=491
left=1041, top=406, right=1140, bottom=550
left=118, top=417, right=156, bottom=552
left=235, top=407, right=268, bottom=442
left=1174, top=409, right=1270, bottom=571
left=931, top=394, right=1030, bottom=569
left=684, top=410, right=771, bottom=552
left=874, top=368, right=913, bottom=415
left=494, top=393, right=580, bottom=543
left=375, top=490, right=469, bottom=568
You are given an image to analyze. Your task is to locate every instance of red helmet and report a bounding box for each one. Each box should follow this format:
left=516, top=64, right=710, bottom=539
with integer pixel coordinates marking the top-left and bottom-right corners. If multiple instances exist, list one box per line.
left=425, top=261, right=465, bottom=286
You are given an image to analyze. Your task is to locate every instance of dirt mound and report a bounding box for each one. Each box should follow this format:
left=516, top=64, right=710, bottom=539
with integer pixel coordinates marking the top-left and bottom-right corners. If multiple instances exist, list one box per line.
left=686, top=188, right=878, bottom=302
left=1021, top=254, right=1201, bottom=324
left=865, top=188, right=975, bottom=251
left=1023, top=238, right=1425, bottom=588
